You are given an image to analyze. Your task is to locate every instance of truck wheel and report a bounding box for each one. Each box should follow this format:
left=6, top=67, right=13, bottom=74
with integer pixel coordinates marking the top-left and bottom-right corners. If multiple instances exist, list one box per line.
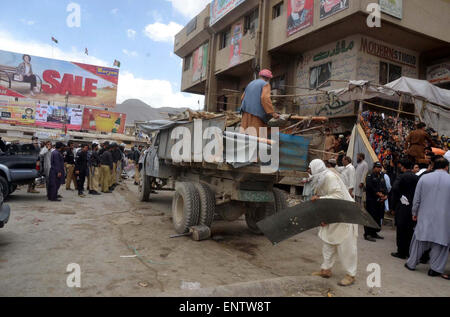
left=245, top=204, right=267, bottom=235
left=194, top=183, right=215, bottom=228
left=172, top=182, right=200, bottom=234
left=138, top=172, right=151, bottom=202
left=245, top=189, right=288, bottom=235
left=0, top=176, right=9, bottom=199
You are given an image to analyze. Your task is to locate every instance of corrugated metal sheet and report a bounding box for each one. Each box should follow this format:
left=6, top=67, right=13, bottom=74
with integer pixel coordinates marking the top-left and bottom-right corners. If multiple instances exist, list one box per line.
left=278, top=133, right=310, bottom=172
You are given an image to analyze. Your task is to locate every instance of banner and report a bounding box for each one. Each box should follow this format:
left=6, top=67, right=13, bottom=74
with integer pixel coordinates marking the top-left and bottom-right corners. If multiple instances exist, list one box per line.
left=0, top=49, right=119, bottom=108
left=380, top=0, right=402, bottom=19
left=210, top=0, right=245, bottom=26
left=35, top=104, right=83, bottom=130
left=192, top=43, right=209, bottom=82
left=229, top=23, right=243, bottom=67
left=82, top=109, right=126, bottom=134
left=0, top=100, right=36, bottom=125
left=427, top=63, right=450, bottom=85
left=320, top=0, right=349, bottom=20
left=287, top=0, right=314, bottom=37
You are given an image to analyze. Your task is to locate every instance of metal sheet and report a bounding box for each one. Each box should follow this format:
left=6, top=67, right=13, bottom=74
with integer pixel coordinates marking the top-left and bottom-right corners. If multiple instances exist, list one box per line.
left=278, top=133, right=310, bottom=172
left=256, top=199, right=380, bottom=245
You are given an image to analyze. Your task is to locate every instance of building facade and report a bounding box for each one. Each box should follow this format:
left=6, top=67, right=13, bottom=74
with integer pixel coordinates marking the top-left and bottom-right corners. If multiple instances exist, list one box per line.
left=174, top=0, right=450, bottom=118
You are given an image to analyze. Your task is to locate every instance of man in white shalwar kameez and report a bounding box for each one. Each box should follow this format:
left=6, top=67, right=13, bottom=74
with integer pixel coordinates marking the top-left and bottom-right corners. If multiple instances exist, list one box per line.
left=309, top=159, right=359, bottom=287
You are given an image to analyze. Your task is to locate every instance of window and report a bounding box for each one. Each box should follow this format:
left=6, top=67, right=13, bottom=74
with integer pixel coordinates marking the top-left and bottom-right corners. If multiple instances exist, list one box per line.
left=310, top=63, right=332, bottom=89
left=184, top=54, right=192, bottom=71
left=219, top=28, right=230, bottom=50
left=186, top=17, right=197, bottom=36
left=244, top=8, right=259, bottom=35
left=272, top=2, right=283, bottom=20
left=272, top=75, right=286, bottom=94
left=379, top=62, right=402, bottom=85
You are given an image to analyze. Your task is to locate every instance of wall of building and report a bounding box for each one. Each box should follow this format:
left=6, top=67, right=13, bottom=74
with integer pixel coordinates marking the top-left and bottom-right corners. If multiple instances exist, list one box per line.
left=268, top=0, right=450, bottom=52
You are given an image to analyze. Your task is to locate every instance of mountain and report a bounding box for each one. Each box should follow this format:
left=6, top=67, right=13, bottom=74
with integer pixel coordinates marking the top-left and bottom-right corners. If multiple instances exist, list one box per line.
left=114, top=99, right=186, bottom=126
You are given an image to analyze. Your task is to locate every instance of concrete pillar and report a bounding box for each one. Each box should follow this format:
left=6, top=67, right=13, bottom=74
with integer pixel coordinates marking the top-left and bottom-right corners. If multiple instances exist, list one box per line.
left=258, top=0, right=272, bottom=70
left=205, top=34, right=218, bottom=112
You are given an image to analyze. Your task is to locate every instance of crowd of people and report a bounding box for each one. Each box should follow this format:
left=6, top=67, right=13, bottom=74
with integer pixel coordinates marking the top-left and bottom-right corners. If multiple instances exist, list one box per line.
left=32, top=139, right=145, bottom=202
left=305, top=119, right=450, bottom=286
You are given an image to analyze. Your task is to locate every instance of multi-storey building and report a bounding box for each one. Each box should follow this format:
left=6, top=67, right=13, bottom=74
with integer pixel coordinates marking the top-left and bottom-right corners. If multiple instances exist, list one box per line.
left=174, top=0, right=450, bottom=122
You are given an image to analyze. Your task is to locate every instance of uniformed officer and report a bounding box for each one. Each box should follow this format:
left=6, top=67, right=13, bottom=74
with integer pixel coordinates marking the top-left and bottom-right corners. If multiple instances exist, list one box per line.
left=364, top=162, right=388, bottom=242
left=89, top=141, right=101, bottom=195
left=100, top=144, right=113, bottom=193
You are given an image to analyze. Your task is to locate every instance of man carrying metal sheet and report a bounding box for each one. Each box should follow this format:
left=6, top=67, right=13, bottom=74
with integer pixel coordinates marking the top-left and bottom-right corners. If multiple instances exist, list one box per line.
left=309, top=159, right=358, bottom=287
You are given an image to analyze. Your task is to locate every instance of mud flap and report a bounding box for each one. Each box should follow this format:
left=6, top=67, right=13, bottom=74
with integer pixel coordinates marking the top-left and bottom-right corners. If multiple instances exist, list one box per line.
left=256, top=199, right=380, bottom=245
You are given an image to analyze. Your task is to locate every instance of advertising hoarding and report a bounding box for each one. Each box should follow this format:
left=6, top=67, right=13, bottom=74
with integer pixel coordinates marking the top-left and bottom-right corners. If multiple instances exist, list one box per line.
left=0, top=99, right=36, bottom=125
left=320, top=0, right=349, bottom=20
left=229, top=23, right=243, bottom=67
left=82, top=108, right=126, bottom=134
left=210, top=0, right=245, bottom=26
left=35, top=104, right=83, bottom=131
left=380, top=0, right=402, bottom=19
left=287, top=0, right=314, bottom=37
left=0, top=49, right=119, bottom=108
left=192, top=43, right=209, bottom=82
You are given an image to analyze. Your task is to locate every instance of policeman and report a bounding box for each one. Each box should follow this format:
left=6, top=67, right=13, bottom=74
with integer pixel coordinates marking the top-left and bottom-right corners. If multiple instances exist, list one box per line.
left=89, top=141, right=101, bottom=195
left=364, top=162, right=388, bottom=242
left=75, top=144, right=89, bottom=198
left=100, top=144, right=113, bottom=193
left=111, top=142, right=121, bottom=188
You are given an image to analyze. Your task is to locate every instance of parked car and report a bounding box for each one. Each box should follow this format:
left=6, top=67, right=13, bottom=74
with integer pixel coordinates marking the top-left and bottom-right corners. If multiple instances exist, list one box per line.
left=0, top=182, right=10, bottom=228
left=0, top=141, right=40, bottom=198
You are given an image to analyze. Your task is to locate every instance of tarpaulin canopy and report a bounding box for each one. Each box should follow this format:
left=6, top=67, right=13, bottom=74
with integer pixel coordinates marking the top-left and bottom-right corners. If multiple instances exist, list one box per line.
left=329, top=77, right=450, bottom=136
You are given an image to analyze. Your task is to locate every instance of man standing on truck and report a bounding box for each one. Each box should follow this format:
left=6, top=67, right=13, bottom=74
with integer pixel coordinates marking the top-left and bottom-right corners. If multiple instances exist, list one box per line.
left=48, top=142, right=65, bottom=202
left=240, top=69, right=280, bottom=137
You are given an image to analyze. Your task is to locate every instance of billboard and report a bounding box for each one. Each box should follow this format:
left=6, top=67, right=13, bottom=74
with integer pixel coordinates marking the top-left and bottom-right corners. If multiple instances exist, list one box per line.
left=82, top=109, right=126, bottom=134
left=35, top=104, right=83, bottom=130
left=427, top=63, right=450, bottom=85
left=0, top=99, right=36, bottom=125
left=210, top=0, right=246, bottom=26
left=229, top=23, right=243, bottom=67
left=192, top=43, right=209, bottom=82
left=287, top=0, right=314, bottom=37
left=380, top=0, right=402, bottom=19
left=0, top=49, right=119, bottom=108
left=320, top=0, right=349, bottom=20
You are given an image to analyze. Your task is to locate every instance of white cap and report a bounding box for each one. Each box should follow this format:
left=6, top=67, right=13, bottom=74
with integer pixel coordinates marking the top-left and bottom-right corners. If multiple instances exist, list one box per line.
left=92, top=140, right=100, bottom=145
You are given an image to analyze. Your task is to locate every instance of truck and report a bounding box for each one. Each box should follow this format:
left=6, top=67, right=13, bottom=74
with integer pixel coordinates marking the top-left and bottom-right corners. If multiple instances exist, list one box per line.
left=0, top=142, right=40, bottom=198
left=137, top=116, right=314, bottom=236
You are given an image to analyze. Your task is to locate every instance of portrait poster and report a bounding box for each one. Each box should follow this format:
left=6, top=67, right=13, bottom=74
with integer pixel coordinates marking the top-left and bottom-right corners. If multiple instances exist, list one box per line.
left=287, top=0, right=314, bottom=37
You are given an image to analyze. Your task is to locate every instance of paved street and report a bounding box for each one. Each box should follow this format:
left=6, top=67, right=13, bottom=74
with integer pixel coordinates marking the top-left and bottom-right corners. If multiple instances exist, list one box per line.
left=0, top=181, right=448, bottom=297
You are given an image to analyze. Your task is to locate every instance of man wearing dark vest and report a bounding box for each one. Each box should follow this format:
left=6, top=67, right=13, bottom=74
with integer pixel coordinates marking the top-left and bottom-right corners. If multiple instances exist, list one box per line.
left=240, top=69, right=280, bottom=137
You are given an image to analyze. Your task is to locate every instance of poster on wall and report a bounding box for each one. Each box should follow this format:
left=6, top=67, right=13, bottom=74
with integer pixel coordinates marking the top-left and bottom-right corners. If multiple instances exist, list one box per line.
left=0, top=100, right=36, bottom=125
left=229, top=23, right=243, bottom=67
left=192, top=43, right=209, bottom=82
left=82, top=109, right=126, bottom=134
left=320, top=0, right=349, bottom=20
left=287, top=0, right=314, bottom=37
left=380, top=0, right=402, bottom=19
left=210, top=0, right=245, bottom=26
left=0, top=49, right=119, bottom=108
left=427, top=63, right=450, bottom=85
left=35, top=104, right=83, bottom=130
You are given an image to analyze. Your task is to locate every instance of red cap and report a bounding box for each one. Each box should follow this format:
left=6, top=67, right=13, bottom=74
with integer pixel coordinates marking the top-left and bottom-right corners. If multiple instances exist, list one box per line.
left=259, top=69, right=273, bottom=79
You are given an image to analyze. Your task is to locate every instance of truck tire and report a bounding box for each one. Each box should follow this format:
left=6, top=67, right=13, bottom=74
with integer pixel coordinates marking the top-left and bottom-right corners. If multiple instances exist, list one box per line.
left=138, top=171, right=151, bottom=202
left=0, top=176, right=9, bottom=199
left=245, top=189, right=288, bottom=235
left=194, top=183, right=215, bottom=228
left=172, top=182, right=200, bottom=234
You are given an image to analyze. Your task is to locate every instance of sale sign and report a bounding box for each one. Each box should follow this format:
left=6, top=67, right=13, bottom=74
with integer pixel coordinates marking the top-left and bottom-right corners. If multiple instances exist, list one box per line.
left=82, top=108, right=126, bottom=134
left=0, top=49, right=119, bottom=108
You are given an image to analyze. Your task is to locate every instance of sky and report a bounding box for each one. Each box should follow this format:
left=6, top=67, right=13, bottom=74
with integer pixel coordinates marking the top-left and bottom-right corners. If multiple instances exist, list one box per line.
left=0, top=0, right=211, bottom=109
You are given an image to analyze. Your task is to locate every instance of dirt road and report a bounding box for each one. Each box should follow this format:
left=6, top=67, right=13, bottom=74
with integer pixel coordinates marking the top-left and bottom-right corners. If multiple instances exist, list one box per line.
left=0, top=181, right=448, bottom=297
